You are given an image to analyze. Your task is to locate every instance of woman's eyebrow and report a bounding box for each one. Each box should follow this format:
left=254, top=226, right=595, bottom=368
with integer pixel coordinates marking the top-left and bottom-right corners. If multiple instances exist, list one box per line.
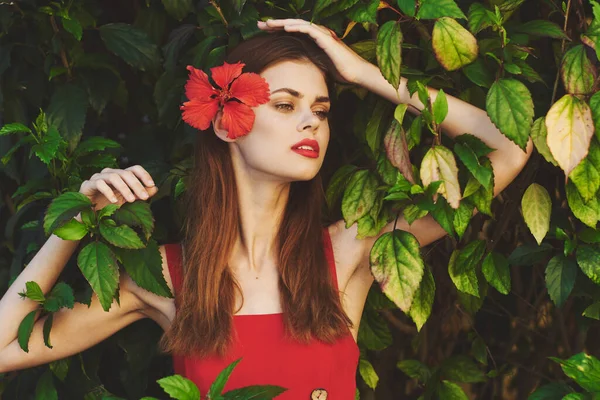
left=271, top=87, right=330, bottom=103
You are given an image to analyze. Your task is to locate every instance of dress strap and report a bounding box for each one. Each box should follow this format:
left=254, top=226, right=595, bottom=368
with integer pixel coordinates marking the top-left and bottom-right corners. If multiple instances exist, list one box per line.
left=322, top=227, right=339, bottom=291
left=165, top=243, right=183, bottom=296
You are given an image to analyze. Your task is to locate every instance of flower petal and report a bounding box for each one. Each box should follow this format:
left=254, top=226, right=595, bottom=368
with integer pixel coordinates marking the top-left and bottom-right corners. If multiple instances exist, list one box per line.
left=230, top=72, right=271, bottom=107
left=181, top=98, right=220, bottom=131
left=210, top=62, right=244, bottom=90
left=221, top=101, right=255, bottom=139
left=185, top=65, right=217, bottom=100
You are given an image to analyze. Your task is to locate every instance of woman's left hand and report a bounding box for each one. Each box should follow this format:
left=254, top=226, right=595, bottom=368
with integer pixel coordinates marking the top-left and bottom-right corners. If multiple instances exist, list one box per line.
left=257, top=19, right=370, bottom=85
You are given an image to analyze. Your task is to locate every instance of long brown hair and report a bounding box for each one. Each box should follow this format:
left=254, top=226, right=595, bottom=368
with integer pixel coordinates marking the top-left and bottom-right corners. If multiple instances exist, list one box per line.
left=159, top=32, right=353, bottom=358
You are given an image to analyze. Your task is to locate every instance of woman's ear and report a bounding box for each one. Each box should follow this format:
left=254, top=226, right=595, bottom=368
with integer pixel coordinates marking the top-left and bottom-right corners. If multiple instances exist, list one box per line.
left=212, top=110, right=236, bottom=143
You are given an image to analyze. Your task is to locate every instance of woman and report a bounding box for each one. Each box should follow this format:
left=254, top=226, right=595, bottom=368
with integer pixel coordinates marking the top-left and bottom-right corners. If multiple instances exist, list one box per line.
left=0, top=19, right=533, bottom=398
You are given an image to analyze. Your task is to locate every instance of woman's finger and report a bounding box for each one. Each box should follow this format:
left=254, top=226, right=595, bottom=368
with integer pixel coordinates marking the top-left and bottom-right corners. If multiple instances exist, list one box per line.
left=118, top=170, right=150, bottom=200
left=125, top=165, right=155, bottom=187
left=94, top=179, right=119, bottom=203
left=105, top=173, right=137, bottom=202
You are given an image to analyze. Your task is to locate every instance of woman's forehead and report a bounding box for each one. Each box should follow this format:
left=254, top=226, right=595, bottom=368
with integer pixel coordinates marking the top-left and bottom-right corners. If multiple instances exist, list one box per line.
left=260, top=60, right=328, bottom=95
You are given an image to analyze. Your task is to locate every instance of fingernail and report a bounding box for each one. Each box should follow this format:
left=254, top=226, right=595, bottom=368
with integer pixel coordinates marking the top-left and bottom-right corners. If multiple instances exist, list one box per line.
left=111, top=197, right=118, bottom=203
left=141, top=192, right=149, bottom=199
left=148, top=180, right=155, bottom=186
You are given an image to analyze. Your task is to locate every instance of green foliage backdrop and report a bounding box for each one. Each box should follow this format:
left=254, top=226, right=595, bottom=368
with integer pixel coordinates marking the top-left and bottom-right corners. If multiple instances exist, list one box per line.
left=1, top=0, right=600, bottom=398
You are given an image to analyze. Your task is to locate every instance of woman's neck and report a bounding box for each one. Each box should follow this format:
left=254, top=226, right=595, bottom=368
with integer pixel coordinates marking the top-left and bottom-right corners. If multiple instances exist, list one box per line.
left=230, top=155, right=291, bottom=274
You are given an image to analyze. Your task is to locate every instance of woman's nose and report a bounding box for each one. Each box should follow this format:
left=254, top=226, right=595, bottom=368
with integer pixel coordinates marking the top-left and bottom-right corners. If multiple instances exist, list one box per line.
left=297, top=109, right=320, bottom=132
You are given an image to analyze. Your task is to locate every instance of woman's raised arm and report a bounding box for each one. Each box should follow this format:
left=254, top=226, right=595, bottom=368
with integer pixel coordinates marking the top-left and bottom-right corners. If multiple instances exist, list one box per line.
left=0, top=166, right=158, bottom=373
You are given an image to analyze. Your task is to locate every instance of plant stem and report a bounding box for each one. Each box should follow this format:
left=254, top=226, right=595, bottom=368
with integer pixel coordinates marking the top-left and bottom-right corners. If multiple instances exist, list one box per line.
left=210, top=0, right=228, bottom=28
left=550, top=0, right=572, bottom=106
left=49, top=16, right=72, bottom=78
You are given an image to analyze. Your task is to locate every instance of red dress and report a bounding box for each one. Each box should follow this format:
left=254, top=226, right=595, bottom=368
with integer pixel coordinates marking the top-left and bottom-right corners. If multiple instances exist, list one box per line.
left=164, top=228, right=359, bottom=399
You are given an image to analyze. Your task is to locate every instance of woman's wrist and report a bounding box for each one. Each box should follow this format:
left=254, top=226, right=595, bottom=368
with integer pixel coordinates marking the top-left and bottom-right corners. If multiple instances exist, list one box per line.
left=353, top=61, right=413, bottom=106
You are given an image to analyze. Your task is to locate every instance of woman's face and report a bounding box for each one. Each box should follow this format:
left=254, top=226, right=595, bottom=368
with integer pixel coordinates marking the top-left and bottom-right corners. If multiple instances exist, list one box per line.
left=228, top=60, right=331, bottom=182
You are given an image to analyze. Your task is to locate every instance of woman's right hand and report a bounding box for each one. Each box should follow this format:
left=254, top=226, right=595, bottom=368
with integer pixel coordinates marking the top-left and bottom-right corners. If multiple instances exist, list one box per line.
left=79, top=166, right=158, bottom=211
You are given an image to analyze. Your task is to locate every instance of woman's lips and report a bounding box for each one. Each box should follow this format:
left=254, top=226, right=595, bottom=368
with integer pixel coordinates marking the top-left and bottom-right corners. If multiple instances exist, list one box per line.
left=292, top=148, right=319, bottom=158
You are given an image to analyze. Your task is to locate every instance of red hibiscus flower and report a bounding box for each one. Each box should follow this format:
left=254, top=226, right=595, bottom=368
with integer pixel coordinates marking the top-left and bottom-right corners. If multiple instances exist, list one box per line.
left=180, top=62, right=270, bottom=139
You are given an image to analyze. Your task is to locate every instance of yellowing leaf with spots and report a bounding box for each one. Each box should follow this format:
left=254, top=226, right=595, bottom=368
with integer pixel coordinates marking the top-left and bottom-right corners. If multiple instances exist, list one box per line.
left=369, top=230, right=425, bottom=312
left=420, top=145, right=461, bottom=208
left=432, top=17, right=478, bottom=71
left=546, top=94, right=595, bottom=176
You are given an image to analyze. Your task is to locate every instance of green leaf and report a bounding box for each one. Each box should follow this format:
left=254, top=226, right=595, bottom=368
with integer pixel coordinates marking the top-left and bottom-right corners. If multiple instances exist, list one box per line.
left=508, top=243, right=553, bottom=266
left=34, top=369, right=58, bottom=400
left=514, top=20, right=569, bottom=39
left=0, top=122, right=31, bottom=135
left=566, top=180, right=599, bottom=228
left=161, top=0, right=193, bottom=20
left=590, top=92, right=600, bottom=141
left=53, top=219, right=89, bottom=241
left=581, top=0, right=600, bottom=60
left=397, top=0, right=416, bottom=16
left=531, top=117, right=558, bottom=166
left=433, top=89, right=448, bottom=124
left=369, top=230, right=425, bottom=311
left=222, top=385, right=287, bottom=399
left=77, top=241, right=120, bottom=311
left=528, top=382, right=573, bottom=400
left=326, top=165, right=358, bottom=212
left=521, top=183, right=552, bottom=245
left=99, top=23, right=160, bottom=71
left=61, top=16, right=83, bottom=41
left=420, top=145, right=461, bottom=208
left=561, top=45, right=596, bottom=96
left=408, top=265, right=435, bottom=330
left=453, top=201, right=474, bottom=239
left=430, top=196, right=455, bottom=236
left=18, top=310, right=37, bottom=352
left=209, top=358, right=242, bottom=398
left=583, top=302, right=600, bottom=320
left=44, top=282, right=75, bottom=312
left=43, top=313, right=53, bottom=349
left=482, top=252, right=511, bottom=294
left=416, top=0, right=466, bottom=19
left=99, top=220, right=145, bottom=249
left=376, top=21, right=403, bottom=90
left=47, top=84, right=88, bottom=151
left=551, top=353, right=600, bottom=392
left=486, top=78, right=534, bottom=151
left=546, top=94, right=595, bottom=176
left=32, top=125, right=62, bottom=165
left=43, top=192, right=92, bottom=236
left=432, top=18, right=478, bottom=71
left=570, top=158, right=600, bottom=203
left=365, top=99, right=393, bottom=154
left=113, top=201, right=154, bottom=240
left=74, top=137, right=121, bottom=157
left=342, top=170, right=379, bottom=228
left=115, top=240, right=172, bottom=298
left=98, top=204, right=121, bottom=220
left=441, top=355, right=487, bottom=383
left=471, top=337, right=488, bottom=365
left=448, top=240, right=485, bottom=296
left=576, top=244, right=600, bottom=285
left=468, top=3, right=493, bottom=34
left=545, top=255, right=577, bottom=307
left=25, top=281, right=46, bottom=302
left=359, top=358, right=379, bottom=389
left=454, top=143, right=492, bottom=189
left=157, top=374, right=200, bottom=400
left=347, top=0, right=379, bottom=23
left=438, top=380, right=468, bottom=400
left=397, top=359, right=431, bottom=383
left=358, top=306, right=393, bottom=350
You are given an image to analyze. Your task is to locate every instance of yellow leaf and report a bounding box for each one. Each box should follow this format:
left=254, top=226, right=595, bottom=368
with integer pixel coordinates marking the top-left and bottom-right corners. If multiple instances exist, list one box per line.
left=546, top=94, right=595, bottom=177
left=420, top=145, right=462, bottom=208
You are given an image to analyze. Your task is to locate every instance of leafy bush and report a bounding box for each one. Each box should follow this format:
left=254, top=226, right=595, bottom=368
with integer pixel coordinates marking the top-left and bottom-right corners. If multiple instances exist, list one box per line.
left=1, top=0, right=599, bottom=399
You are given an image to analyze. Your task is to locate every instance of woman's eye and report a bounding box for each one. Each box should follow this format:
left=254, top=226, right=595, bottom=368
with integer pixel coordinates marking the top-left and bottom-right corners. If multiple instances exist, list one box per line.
left=314, top=110, right=329, bottom=120
left=275, top=104, right=294, bottom=111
